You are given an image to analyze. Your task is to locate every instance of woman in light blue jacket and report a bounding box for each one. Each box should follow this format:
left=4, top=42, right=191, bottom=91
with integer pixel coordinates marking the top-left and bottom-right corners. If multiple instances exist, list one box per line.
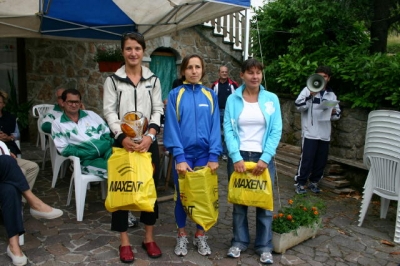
left=224, top=58, right=282, bottom=264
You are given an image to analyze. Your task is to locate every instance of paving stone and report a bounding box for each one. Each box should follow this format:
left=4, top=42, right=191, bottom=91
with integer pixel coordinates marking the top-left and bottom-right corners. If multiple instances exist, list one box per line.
left=46, top=242, right=70, bottom=256
left=0, top=142, right=399, bottom=265
left=280, top=254, right=306, bottom=265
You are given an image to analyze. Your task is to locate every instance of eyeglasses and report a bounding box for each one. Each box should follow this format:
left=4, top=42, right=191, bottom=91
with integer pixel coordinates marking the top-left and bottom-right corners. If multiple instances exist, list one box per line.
left=65, top=100, right=81, bottom=106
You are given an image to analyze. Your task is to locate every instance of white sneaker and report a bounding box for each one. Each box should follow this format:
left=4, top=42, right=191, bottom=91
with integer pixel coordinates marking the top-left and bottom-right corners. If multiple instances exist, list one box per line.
left=227, top=246, right=241, bottom=258
left=260, top=252, right=273, bottom=264
left=175, top=235, right=189, bottom=256
left=193, top=235, right=211, bottom=256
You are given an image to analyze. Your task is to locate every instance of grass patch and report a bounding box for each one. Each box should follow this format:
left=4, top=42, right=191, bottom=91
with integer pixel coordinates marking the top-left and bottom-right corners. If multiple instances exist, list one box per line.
left=388, top=35, right=400, bottom=54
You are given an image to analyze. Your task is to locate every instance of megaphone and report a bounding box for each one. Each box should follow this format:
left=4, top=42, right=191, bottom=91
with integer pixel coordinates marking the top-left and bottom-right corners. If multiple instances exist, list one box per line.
left=306, top=74, right=326, bottom=93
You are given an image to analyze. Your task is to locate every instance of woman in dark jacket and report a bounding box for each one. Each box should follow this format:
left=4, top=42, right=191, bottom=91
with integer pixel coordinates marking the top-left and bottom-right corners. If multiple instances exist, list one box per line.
left=0, top=90, right=21, bottom=155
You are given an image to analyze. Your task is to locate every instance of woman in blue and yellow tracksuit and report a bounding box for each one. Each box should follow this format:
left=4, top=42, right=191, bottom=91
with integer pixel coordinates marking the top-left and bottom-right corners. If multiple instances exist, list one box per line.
left=164, top=54, right=222, bottom=257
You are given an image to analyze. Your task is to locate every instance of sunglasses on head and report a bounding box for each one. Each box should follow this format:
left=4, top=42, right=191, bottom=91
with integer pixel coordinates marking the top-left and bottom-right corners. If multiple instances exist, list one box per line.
left=122, top=31, right=144, bottom=39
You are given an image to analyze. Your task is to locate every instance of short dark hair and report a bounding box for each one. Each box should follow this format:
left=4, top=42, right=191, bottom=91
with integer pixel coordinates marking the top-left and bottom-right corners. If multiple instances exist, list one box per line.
left=315, top=66, right=332, bottom=77
left=121, top=32, right=146, bottom=51
left=180, top=54, right=206, bottom=81
left=241, top=58, right=264, bottom=73
left=62, top=88, right=81, bottom=101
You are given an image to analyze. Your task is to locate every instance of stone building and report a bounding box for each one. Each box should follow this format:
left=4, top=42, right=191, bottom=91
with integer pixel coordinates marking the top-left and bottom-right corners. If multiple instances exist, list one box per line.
left=2, top=24, right=374, bottom=180
left=23, top=25, right=244, bottom=141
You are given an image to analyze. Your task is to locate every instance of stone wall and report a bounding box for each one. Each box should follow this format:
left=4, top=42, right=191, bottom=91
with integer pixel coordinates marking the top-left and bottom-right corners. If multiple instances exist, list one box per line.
left=25, top=26, right=243, bottom=141
left=23, top=27, right=373, bottom=164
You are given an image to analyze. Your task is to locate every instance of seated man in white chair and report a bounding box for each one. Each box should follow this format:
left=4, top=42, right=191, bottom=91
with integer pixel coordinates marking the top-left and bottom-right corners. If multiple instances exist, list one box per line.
left=42, top=87, right=86, bottom=134
left=52, top=88, right=113, bottom=180
left=52, top=88, right=138, bottom=227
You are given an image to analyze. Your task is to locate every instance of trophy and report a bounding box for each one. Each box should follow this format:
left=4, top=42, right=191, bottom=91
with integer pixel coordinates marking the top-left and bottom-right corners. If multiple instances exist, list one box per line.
left=121, top=111, right=149, bottom=142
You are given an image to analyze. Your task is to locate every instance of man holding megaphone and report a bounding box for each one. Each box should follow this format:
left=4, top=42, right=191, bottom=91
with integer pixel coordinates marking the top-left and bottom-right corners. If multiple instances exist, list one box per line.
left=293, top=66, right=341, bottom=194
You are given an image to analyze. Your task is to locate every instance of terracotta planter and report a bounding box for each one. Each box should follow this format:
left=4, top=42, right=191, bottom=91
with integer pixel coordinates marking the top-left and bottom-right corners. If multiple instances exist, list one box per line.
left=98, top=61, right=122, bottom=72
left=272, top=222, right=320, bottom=253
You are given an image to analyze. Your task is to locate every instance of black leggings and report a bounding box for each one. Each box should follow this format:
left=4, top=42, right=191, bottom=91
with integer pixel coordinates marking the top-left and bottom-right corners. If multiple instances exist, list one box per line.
left=111, top=140, right=160, bottom=232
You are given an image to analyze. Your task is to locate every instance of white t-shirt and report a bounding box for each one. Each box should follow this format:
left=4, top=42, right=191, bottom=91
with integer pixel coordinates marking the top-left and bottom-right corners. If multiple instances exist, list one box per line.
left=238, top=100, right=266, bottom=152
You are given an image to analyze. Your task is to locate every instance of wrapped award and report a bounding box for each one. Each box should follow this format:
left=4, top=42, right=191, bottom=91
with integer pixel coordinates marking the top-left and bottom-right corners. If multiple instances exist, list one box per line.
left=121, top=111, right=149, bottom=142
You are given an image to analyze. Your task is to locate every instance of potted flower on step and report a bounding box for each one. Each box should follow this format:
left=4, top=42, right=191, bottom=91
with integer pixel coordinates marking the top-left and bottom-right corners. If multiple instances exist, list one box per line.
left=272, top=194, right=326, bottom=253
left=94, top=46, right=124, bottom=72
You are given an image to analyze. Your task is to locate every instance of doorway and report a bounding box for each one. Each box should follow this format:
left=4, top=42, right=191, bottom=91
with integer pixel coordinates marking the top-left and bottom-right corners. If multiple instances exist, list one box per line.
left=149, top=48, right=177, bottom=101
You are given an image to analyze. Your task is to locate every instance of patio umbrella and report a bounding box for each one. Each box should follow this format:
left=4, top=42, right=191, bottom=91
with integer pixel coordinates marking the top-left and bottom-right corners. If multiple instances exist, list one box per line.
left=0, top=0, right=250, bottom=41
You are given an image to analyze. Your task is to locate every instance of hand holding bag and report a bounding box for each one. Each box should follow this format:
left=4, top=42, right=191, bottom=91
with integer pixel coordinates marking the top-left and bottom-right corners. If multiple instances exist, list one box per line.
left=228, top=161, right=273, bottom=211
left=105, top=148, right=157, bottom=212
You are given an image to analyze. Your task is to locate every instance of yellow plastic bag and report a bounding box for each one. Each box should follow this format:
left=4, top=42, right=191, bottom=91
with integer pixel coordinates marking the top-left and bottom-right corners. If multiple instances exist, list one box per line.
left=105, top=148, right=157, bottom=212
left=228, top=162, right=273, bottom=211
left=178, top=167, right=219, bottom=231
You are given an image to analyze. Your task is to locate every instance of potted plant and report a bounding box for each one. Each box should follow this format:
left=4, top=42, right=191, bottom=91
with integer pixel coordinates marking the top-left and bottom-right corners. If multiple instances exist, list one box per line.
left=4, top=70, right=33, bottom=130
left=272, top=194, right=326, bottom=253
left=94, top=46, right=124, bottom=72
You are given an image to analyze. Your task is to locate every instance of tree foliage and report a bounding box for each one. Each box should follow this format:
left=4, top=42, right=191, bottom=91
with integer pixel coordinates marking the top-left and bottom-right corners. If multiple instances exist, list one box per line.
left=251, top=0, right=400, bottom=110
left=252, top=0, right=369, bottom=62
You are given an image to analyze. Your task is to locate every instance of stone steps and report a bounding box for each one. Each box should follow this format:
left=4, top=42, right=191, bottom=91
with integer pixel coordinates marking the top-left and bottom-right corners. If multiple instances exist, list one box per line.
left=275, top=143, right=355, bottom=194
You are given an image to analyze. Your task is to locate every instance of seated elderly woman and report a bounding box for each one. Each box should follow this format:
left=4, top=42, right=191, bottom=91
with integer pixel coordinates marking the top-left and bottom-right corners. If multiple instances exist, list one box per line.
left=0, top=90, right=21, bottom=156
left=0, top=154, right=63, bottom=266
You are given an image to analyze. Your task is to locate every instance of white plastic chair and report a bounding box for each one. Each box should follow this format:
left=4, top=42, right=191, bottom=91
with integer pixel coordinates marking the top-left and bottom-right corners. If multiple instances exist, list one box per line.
left=47, top=135, right=69, bottom=188
left=358, top=110, right=400, bottom=243
left=13, top=120, right=21, bottom=159
left=32, top=104, right=54, bottom=150
left=0, top=140, right=9, bottom=155
left=66, top=156, right=107, bottom=221
left=37, top=116, right=50, bottom=170
left=0, top=141, right=25, bottom=245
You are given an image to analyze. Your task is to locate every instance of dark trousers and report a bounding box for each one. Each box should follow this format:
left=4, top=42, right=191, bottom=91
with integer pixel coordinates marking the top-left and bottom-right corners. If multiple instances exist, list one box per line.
left=111, top=140, right=160, bottom=232
left=294, top=138, right=330, bottom=185
left=0, top=155, right=30, bottom=238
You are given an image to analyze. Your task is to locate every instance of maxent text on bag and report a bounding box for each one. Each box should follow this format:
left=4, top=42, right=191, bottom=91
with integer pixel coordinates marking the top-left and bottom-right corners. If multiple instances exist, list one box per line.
left=233, top=178, right=267, bottom=190
left=109, top=181, right=143, bottom=192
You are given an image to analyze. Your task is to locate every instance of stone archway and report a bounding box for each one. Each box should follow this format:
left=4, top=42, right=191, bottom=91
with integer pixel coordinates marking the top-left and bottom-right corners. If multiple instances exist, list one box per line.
left=149, top=47, right=180, bottom=101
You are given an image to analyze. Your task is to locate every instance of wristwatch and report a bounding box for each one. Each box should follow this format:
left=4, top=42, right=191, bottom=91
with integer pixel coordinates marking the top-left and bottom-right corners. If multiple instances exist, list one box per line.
left=146, top=133, right=156, bottom=142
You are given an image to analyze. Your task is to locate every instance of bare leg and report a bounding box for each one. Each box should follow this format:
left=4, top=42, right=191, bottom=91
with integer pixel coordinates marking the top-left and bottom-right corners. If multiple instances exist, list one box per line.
left=178, top=227, right=187, bottom=236
left=8, top=235, right=23, bottom=257
left=195, top=229, right=205, bottom=235
left=120, top=231, right=130, bottom=246
left=22, top=190, right=53, bottom=212
left=144, top=225, right=154, bottom=243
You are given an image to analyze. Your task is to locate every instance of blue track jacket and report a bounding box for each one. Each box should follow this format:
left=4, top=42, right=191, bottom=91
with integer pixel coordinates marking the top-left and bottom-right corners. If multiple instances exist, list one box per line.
left=163, top=83, right=222, bottom=163
left=223, top=85, right=282, bottom=164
